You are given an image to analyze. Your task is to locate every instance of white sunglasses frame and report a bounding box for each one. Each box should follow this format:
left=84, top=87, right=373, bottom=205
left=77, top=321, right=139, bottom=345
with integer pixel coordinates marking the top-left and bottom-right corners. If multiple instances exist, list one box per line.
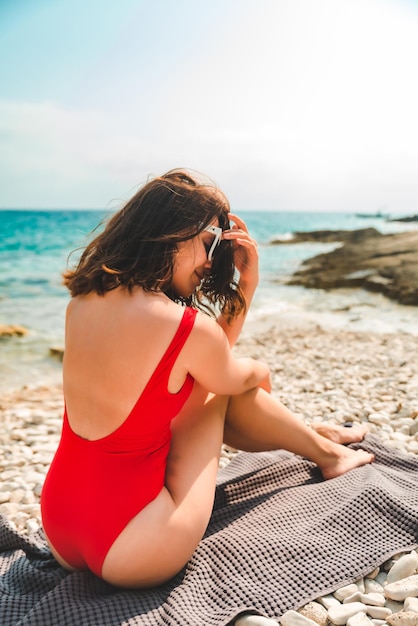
left=203, top=224, right=222, bottom=261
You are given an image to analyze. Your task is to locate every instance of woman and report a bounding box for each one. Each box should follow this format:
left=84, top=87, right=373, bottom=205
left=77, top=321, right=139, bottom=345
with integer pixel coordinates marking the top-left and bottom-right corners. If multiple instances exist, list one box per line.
left=41, top=169, right=373, bottom=588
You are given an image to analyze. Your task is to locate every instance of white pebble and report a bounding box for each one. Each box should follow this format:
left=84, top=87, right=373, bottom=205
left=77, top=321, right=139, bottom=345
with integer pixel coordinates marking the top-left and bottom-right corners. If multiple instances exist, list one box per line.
left=335, top=585, right=361, bottom=601
left=318, top=594, right=341, bottom=609
left=407, top=441, right=418, bottom=454
left=236, top=615, right=279, bottom=626
left=390, top=432, right=410, bottom=442
left=22, top=490, right=35, bottom=505
left=344, top=592, right=362, bottom=604
left=387, top=554, right=418, bottom=585
left=279, top=611, right=317, bottom=626
left=365, top=606, right=392, bottom=620
left=359, top=593, right=386, bottom=607
left=385, top=576, right=418, bottom=601
left=26, top=518, right=40, bottom=535
left=347, top=613, right=373, bottom=626
left=405, top=598, right=418, bottom=613
left=364, top=579, right=384, bottom=594
left=0, top=491, right=11, bottom=503
left=328, top=602, right=368, bottom=625
left=368, top=413, right=390, bottom=425
left=0, top=502, right=19, bottom=516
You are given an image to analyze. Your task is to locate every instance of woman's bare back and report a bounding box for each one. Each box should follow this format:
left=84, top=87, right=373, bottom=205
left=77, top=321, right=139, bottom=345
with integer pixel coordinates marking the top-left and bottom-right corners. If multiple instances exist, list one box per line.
left=63, top=288, right=188, bottom=441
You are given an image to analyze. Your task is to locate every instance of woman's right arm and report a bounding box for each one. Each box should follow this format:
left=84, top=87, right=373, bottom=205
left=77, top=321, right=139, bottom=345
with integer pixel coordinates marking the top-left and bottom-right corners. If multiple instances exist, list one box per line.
left=184, top=312, right=271, bottom=395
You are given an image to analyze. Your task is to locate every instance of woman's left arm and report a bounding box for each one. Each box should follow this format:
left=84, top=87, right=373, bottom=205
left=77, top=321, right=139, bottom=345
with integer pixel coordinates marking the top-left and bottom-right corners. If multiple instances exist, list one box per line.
left=216, top=213, right=259, bottom=347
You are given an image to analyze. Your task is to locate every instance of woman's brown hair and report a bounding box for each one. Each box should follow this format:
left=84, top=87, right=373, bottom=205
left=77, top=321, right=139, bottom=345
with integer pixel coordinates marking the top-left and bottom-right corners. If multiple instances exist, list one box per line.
left=63, top=169, right=245, bottom=322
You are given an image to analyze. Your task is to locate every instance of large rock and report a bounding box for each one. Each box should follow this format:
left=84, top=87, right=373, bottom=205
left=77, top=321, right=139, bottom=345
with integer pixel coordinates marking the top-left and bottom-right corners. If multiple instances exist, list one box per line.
left=271, top=228, right=381, bottom=244
left=388, top=214, right=418, bottom=223
left=286, top=230, right=418, bottom=306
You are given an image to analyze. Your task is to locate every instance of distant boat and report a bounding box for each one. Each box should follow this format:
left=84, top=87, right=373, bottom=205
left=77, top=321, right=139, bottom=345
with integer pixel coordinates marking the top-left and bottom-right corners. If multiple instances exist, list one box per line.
left=355, top=211, right=389, bottom=219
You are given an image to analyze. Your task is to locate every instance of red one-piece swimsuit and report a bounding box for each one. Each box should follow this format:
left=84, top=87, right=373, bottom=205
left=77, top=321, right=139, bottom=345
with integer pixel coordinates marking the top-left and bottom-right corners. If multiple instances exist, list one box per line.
left=41, top=306, right=197, bottom=577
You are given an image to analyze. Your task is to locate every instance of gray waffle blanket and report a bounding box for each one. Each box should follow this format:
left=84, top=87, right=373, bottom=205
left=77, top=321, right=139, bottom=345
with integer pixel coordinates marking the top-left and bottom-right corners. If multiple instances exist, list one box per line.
left=1, top=436, right=417, bottom=626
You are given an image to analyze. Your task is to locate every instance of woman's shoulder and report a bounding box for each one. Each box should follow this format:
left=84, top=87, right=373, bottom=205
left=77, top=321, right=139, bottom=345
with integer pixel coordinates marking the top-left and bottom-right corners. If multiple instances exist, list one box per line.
left=185, top=307, right=225, bottom=346
left=67, top=288, right=186, bottom=328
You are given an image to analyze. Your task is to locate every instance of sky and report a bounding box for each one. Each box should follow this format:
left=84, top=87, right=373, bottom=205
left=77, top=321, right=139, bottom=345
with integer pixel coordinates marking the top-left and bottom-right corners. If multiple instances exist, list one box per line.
left=1, top=0, right=418, bottom=212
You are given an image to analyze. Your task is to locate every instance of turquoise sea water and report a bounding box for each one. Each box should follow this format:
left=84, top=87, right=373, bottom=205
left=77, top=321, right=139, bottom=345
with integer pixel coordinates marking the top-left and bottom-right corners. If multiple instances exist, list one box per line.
left=1, top=208, right=417, bottom=391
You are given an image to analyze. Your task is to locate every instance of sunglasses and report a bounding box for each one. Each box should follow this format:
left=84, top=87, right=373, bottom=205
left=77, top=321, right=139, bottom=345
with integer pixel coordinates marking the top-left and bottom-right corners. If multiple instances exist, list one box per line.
left=203, top=224, right=222, bottom=261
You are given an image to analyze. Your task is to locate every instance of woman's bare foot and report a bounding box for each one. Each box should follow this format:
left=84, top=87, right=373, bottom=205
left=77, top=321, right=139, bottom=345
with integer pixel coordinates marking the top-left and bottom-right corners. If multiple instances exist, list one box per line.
left=308, top=422, right=374, bottom=479
left=311, top=422, right=368, bottom=445
left=319, top=447, right=375, bottom=480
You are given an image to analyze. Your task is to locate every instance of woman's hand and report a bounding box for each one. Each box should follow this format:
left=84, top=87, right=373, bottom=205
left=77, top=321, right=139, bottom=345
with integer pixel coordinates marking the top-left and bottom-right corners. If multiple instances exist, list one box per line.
left=216, top=213, right=259, bottom=347
left=223, top=213, right=259, bottom=291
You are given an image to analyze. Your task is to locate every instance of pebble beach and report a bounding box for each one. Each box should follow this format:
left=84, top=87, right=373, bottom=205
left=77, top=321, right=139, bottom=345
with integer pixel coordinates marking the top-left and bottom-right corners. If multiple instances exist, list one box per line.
left=1, top=313, right=418, bottom=625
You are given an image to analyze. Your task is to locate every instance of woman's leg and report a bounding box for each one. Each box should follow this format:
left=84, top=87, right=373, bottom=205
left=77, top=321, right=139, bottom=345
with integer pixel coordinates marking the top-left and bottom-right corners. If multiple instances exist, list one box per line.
left=223, top=387, right=374, bottom=479
left=101, top=384, right=228, bottom=588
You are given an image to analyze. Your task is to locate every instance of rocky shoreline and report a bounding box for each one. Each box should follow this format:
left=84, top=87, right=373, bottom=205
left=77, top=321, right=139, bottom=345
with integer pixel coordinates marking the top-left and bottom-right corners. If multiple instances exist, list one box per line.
left=1, top=320, right=418, bottom=625
left=271, top=228, right=418, bottom=306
